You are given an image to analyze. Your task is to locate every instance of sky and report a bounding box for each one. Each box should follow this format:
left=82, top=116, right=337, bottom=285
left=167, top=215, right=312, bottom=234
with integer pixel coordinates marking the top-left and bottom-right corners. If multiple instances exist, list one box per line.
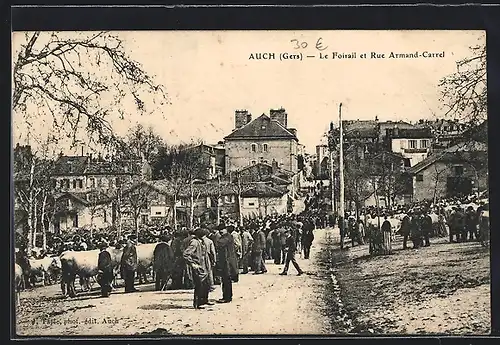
left=12, top=30, right=485, bottom=155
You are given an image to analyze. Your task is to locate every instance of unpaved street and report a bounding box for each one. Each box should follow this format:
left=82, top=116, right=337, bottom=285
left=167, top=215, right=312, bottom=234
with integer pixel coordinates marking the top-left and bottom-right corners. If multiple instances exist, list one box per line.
left=323, top=230, right=491, bottom=335
left=16, top=229, right=333, bottom=336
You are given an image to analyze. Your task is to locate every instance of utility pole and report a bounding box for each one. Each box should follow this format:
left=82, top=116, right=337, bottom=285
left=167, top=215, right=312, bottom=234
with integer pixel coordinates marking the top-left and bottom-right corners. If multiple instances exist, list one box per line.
left=338, top=103, right=345, bottom=249
left=330, top=148, right=335, bottom=219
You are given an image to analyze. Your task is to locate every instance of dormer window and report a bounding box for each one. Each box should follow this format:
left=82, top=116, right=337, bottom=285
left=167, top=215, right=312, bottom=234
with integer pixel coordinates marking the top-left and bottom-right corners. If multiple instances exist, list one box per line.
left=251, top=144, right=257, bottom=152
left=263, top=143, right=268, bottom=152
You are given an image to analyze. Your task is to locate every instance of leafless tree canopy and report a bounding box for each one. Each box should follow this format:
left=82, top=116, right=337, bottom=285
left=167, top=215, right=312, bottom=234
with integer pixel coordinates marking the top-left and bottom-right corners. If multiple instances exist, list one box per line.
left=439, top=43, right=486, bottom=127
left=13, top=31, right=168, bottom=150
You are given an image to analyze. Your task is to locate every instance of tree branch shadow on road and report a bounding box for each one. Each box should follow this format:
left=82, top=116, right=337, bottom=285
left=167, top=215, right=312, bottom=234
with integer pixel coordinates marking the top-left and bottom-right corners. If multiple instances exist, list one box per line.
left=138, top=303, right=193, bottom=310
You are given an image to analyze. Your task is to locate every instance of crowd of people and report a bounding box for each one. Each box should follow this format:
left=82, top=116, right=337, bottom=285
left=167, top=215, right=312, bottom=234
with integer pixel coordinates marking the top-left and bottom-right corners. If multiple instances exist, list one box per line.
left=16, top=213, right=319, bottom=310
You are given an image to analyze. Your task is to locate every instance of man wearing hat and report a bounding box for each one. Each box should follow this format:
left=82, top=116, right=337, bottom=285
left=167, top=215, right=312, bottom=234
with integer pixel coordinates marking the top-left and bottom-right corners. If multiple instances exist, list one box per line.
left=216, top=225, right=238, bottom=303
left=120, top=235, right=138, bottom=293
left=279, top=228, right=304, bottom=276
left=97, top=240, right=113, bottom=297
left=183, top=228, right=212, bottom=308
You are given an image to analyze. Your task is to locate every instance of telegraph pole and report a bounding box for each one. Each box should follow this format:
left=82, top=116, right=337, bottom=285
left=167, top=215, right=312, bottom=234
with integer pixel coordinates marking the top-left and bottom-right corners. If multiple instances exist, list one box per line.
left=330, top=148, right=335, bottom=218
left=338, top=103, right=345, bottom=248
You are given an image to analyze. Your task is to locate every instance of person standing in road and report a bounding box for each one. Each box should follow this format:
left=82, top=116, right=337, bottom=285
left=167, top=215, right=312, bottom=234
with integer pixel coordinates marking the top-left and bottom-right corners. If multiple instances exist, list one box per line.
left=201, top=229, right=216, bottom=291
left=120, top=236, right=138, bottom=293
left=410, top=210, right=422, bottom=249
left=301, top=220, right=314, bottom=260
left=240, top=226, right=254, bottom=274
left=380, top=215, right=393, bottom=255
left=183, top=228, right=212, bottom=309
left=97, top=240, right=113, bottom=298
left=252, top=225, right=268, bottom=274
left=279, top=228, right=304, bottom=276
left=216, top=225, right=239, bottom=303
left=420, top=210, right=433, bottom=247
left=401, top=213, right=411, bottom=249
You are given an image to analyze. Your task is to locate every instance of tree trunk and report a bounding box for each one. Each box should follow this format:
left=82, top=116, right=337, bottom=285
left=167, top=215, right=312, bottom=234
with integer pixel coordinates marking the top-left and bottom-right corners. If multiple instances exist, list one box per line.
left=173, top=194, right=178, bottom=230
left=33, top=192, right=39, bottom=249
left=41, top=191, right=48, bottom=250
left=189, top=180, right=194, bottom=230
left=134, top=216, right=139, bottom=241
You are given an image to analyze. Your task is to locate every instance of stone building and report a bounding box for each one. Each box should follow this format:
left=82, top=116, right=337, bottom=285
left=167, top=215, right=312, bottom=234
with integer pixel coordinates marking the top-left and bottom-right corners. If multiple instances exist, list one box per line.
left=223, top=108, right=300, bottom=174
left=406, top=140, right=488, bottom=202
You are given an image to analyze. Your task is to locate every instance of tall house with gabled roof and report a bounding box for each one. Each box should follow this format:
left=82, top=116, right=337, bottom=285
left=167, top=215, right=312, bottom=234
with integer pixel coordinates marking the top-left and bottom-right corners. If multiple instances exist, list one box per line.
left=224, top=108, right=300, bottom=173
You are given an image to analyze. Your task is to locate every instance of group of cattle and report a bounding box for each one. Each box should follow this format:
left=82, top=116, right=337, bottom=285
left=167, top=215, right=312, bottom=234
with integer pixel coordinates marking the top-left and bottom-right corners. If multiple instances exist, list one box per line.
left=14, top=242, right=166, bottom=306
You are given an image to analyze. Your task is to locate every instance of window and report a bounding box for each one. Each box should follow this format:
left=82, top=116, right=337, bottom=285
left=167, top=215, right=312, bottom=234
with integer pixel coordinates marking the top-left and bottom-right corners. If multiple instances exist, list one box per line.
left=59, top=180, right=64, bottom=188
left=416, top=174, right=424, bottom=182
left=263, top=143, right=268, bottom=152
left=251, top=144, right=257, bottom=152
left=224, top=195, right=236, bottom=204
left=155, top=211, right=162, bottom=215
left=420, top=139, right=429, bottom=149
left=248, top=202, right=255, bottom=206
left=251, top=160, right=256, bottom=165
left=103, top=210, right=107, bottom=223
left=72, top=180, right=77, bottom=189
left=90, top=178, right=95, bottom=188
left=409, top=140, right=417, bottom=149
left=115, top=177, right=120, bottom=187
left=454, top=165, right=464, bottom=176
left=65, top=179, right=70, bottom=189
left=78, top=180, right=83, bottom=189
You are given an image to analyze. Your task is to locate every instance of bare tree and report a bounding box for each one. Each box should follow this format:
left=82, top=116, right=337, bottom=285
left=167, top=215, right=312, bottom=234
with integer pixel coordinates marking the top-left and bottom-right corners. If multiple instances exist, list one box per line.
left=439, top=41, right=486, bottom=130
left=120, top=184, right=151, bottom=239
left=12, top=31, right=168, bottom=151
left=13, top=139, right=55, bottom=253
left=117, top=123, right=164, bottom=162
left=154, top=143, right=208, bottom=229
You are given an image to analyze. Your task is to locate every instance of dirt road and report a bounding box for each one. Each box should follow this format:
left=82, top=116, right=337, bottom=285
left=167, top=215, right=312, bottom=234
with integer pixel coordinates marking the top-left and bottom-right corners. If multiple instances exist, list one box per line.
left=15, top=230, right=333, bottom=336
left=323, top=230, right=491, bottom=335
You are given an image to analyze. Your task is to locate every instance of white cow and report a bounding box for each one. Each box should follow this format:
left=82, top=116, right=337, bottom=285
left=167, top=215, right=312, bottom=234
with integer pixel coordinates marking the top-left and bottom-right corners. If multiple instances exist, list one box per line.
left=136, top=243, right=158, bottom=284
left=15, top=264, right=23, bottom=306
left=28, top=256, right=61, bottom=286
left=60, top=248, right=123, bottom=297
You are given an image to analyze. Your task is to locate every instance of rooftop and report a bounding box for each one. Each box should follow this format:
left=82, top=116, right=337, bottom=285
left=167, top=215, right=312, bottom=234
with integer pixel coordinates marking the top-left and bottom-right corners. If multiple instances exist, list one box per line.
left=224, top=114, right=297, bottom=140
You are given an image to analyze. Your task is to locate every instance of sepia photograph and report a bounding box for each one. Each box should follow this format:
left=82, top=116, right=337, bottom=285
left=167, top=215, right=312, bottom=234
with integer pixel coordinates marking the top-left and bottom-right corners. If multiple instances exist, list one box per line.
left=11, top=30, right=489, bottom=336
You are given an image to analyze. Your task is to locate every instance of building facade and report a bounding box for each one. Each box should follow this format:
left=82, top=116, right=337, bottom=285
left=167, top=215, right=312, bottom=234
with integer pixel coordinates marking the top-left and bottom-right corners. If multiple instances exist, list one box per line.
left=224, top=108, right=300, bottom=174
left=406, top=141, right=488, bottom=202
left=386, top=127, right=433, bottom=167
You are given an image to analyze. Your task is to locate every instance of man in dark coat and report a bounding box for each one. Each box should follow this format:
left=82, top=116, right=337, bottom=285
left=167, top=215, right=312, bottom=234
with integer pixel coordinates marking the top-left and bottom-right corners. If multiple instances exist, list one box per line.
left=272, top=226, right=282, bottom=264
left=280, top=228, right=304, bottom=276
left=170, top=231, right=185, bottom=289
left=97, top=241, right=113, bottom=297
left=301, top=221, right=314, bottom=260
left=410, top=211, right=422, bottom=249
left=120, top=236, right=138, bottom=293
left=153, top=234, right=175, bottom=291
left=401, top=214, right=411, bottom=249
left=252, top=225, right=267, bottom=274
left=420, top=211, right=433, bottom=247
left=465, top=206, right=478, bottom=241
left=215, top=225, right=238, bottom=303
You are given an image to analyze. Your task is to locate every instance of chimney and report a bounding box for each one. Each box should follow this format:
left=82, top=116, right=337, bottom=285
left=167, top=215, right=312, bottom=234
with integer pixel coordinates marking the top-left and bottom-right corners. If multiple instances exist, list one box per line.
left=235, top=109, right=250, bottom=129
left=329, top=121, right=334, bottom=131
left=270, top=107, right=287, bottom=127
left=375, top=115, right=379, bottom=122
